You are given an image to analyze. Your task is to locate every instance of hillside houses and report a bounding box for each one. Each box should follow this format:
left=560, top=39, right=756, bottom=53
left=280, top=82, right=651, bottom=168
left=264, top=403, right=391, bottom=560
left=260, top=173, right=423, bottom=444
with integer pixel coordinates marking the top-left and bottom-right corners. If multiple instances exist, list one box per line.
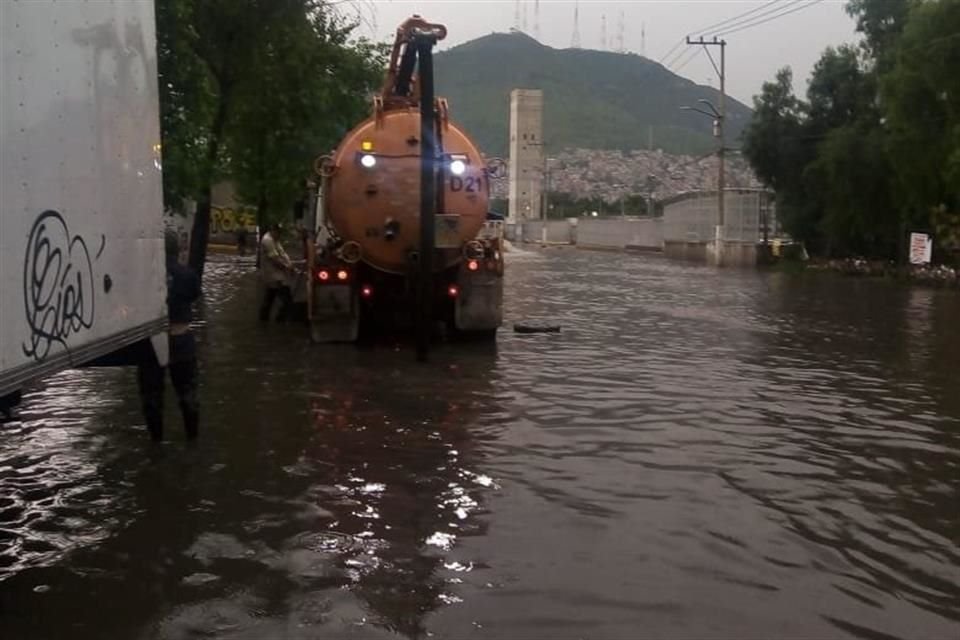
left=491, top=148, right=760, bottom=205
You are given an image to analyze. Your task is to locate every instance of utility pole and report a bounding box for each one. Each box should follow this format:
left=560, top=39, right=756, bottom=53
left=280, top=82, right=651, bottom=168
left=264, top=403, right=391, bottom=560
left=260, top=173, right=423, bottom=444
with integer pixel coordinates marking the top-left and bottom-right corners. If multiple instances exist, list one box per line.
left=686, top=36, right=726, bottom=265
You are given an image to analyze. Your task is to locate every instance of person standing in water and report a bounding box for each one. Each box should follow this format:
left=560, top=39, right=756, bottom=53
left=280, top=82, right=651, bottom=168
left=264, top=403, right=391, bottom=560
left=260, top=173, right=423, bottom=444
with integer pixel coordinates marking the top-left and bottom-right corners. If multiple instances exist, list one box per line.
left=259, top=222, right=294, bottom=322
left=138, top=230, right=201, bottom=441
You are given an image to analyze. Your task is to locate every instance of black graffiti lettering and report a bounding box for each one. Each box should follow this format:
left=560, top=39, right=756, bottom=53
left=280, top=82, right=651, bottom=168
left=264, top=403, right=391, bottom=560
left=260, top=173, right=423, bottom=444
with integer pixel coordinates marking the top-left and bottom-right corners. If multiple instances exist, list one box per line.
left=22, top=210, right=97, bottom=361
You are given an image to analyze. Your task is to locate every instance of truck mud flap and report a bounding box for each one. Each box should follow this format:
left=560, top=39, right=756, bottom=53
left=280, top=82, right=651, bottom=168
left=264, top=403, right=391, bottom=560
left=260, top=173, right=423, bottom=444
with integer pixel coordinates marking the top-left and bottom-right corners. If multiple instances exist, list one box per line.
left=455, top=272, right=503, bottom=332
left=310, top=285, right=358, bottom=343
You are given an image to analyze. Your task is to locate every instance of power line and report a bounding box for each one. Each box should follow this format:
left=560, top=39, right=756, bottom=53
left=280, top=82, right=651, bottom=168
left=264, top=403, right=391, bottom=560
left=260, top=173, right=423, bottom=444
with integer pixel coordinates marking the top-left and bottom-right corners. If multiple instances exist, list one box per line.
left=718, top=0, right=826, bottom=37
left=658, top=39, right=686, bottom=66
left=688, top=0, right=803, bottom=38
left=667, top=47, right=699, bottom=73
left=673, top=48, right=704, bottom=75
left=658, top=1, right=815, bottom=67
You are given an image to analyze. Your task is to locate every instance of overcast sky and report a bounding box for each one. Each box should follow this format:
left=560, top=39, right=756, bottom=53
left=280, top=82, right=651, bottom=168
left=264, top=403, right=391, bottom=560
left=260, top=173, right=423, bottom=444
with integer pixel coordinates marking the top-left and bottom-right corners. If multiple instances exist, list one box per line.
left=351, top=0, right=860, bottom=105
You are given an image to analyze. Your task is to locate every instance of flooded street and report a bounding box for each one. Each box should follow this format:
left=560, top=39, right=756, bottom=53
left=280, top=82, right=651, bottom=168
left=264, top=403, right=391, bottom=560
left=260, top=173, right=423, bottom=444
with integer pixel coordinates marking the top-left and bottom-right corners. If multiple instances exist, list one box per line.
left=1, top=249, right=958, bottom=639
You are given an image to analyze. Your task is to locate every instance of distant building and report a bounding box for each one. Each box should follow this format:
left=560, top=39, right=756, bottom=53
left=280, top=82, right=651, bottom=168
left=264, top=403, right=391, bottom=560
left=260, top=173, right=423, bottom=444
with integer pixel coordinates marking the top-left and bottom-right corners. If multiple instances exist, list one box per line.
left=508, top=89, right=544, bottom=224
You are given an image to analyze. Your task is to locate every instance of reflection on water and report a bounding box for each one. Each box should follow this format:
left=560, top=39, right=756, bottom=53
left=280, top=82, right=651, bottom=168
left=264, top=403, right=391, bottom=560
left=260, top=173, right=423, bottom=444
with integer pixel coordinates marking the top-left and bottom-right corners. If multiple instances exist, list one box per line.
left=1, top=252, right=958, bottom=639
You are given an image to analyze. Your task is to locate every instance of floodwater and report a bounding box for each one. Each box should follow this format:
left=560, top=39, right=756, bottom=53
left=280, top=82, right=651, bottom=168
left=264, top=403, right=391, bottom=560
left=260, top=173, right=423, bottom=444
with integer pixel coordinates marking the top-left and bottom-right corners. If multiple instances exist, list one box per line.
left=1, top=249, right=958, bottom=640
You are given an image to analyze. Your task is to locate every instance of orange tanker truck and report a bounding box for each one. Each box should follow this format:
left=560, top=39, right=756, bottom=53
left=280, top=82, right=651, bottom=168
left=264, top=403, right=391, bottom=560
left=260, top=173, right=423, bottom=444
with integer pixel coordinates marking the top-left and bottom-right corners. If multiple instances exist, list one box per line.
left=305, top=17, right=505, bottom=351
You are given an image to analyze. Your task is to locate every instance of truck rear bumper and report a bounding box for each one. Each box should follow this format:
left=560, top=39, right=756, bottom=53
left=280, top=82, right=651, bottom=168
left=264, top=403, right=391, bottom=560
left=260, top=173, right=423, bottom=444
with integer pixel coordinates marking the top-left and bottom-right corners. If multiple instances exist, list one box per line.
left=309, top=285, right=358, bottom=343
left=455, top=270, right=503, bottom=332
left=0, top=316, right=168, bottom=400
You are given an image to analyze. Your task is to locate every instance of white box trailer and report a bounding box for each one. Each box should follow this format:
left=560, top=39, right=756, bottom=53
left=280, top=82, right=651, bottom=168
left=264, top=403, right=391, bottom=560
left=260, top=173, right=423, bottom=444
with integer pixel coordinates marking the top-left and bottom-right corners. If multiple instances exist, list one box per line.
left=1, top=0, right=168, bottom=411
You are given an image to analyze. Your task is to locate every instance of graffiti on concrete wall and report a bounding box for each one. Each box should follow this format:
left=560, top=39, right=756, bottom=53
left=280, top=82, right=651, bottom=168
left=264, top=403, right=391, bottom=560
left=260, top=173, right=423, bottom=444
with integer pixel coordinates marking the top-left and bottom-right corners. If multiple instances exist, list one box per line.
left=211, top=206, right=256, bottom=235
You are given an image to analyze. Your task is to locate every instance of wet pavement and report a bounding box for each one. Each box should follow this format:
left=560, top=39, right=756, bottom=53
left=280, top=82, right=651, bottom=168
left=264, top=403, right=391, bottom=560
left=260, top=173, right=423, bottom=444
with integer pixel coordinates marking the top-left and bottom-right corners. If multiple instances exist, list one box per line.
left=1, top=248, right=958, bottom=639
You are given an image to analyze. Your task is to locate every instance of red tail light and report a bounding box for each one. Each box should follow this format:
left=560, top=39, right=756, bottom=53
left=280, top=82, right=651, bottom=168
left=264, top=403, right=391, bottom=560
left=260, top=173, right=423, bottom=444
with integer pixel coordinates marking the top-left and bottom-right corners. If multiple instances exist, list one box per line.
left=467, top=260, right=479, bottom=272
left=317, top=269, right=330, bottom=282
left=336, top=269, right=349, bottom=281
left=361, top=285, right=373, bottom=298
left=447, top=284, right=459, bottom=297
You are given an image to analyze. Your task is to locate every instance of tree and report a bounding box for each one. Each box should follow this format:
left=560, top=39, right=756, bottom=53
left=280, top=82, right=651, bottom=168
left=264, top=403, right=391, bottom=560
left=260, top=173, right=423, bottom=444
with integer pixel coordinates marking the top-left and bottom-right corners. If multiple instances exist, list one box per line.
left=806, top=45, right=877, bottom=130
left=804, top=45, right=898, bottom=258
left=742, top=68, right=824, bottom=251
left=155, top=0, right=215, bottom=212
left=156, top=0, right=381, bottom=278
left=881, top=0, right=960, bottom=262
left=742, top=68, right=805, bottom=192
left=809, top=121, right=899, bottom=258
left=226, top=9, right=384, bottom=231
left=845, top=0, right=915, bottom=69
left=743, top=0, right=959, bottom=264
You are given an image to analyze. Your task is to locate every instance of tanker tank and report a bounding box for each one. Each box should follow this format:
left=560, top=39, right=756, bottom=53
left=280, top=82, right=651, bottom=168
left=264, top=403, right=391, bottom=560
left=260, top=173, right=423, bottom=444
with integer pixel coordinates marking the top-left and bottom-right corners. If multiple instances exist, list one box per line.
left=326, top=111, right=489, bottom=275
left=302, top=16, right=505, bottom=345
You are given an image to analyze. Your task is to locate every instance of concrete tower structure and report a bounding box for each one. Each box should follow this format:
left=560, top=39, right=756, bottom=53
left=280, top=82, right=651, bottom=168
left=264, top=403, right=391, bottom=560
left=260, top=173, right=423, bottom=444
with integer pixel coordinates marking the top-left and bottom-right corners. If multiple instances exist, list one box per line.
left=508, top=89, right=544, bottom=224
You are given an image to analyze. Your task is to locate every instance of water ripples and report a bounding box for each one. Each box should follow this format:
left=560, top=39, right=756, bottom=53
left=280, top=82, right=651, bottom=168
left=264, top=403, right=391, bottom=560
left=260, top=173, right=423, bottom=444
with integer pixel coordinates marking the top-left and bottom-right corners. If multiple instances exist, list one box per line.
left=0, top=250, right=957, bottom=639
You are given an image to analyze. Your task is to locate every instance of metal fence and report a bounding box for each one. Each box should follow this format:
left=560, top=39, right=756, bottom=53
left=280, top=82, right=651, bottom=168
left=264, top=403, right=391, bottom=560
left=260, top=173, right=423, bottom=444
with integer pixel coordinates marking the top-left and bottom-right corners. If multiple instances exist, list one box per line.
left=663, top=189, right=778, bottom=243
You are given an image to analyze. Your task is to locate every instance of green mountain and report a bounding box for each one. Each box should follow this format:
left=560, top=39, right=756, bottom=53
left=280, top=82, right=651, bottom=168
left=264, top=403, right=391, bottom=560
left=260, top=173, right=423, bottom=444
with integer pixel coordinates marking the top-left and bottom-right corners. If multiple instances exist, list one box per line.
left=434, top=32, right=752, bottom=158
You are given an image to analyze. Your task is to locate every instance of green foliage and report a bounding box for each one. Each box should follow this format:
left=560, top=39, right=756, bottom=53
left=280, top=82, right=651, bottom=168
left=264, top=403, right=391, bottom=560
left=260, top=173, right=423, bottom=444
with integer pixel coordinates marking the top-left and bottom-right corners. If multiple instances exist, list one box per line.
left=810, top=122, right=898, bottom=258
left=743, top=0, right=960, bottom=264
left=806, top=45, right=877, bottom=129
left=156, top=0, right=382, bottom=273
left=845, top=0, right=914, bottom=69
left=434, top=33, right=753, bottom=157
left=882, top=0, right=960, bottom=260
left=156, top=0, right=216, bottom=210
left=226, top=7, right=384, bottom=226
left=742, top=68, right=823, bottom=252
left=742, top=69, right=806, bottom=193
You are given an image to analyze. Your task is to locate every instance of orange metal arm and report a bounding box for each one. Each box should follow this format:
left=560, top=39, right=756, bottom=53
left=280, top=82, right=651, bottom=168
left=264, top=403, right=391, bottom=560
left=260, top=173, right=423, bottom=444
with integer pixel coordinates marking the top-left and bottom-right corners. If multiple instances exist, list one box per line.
left=379, top=15, right=447, bottom=110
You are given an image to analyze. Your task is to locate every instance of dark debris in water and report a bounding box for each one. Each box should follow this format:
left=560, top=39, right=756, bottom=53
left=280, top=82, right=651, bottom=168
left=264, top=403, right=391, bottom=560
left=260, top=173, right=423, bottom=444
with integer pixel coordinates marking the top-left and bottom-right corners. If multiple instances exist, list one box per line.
left=513, top=323, right=561, bottom=334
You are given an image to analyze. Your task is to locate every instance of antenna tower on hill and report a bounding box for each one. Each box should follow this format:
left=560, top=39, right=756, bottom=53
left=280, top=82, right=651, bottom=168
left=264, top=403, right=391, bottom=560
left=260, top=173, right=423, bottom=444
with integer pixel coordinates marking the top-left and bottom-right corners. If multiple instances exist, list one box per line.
left=641, top=21, right=647, bottom=56
left=513, top=0, right=520, bottom=31
left=571, top=1, right=581, bottom=48
left=601, top=14, right=607, bottom=50
left=522, top=0, right=528, bottom=32
left=534, top=0, right=541, bottom=40
left=616, top=11, right=625, bottom=53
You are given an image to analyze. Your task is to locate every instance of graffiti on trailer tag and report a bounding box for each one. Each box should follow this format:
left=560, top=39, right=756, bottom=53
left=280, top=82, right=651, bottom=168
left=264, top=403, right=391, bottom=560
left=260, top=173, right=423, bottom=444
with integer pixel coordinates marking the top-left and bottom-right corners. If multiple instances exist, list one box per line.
left=22, top=210, right=104, bottom=361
